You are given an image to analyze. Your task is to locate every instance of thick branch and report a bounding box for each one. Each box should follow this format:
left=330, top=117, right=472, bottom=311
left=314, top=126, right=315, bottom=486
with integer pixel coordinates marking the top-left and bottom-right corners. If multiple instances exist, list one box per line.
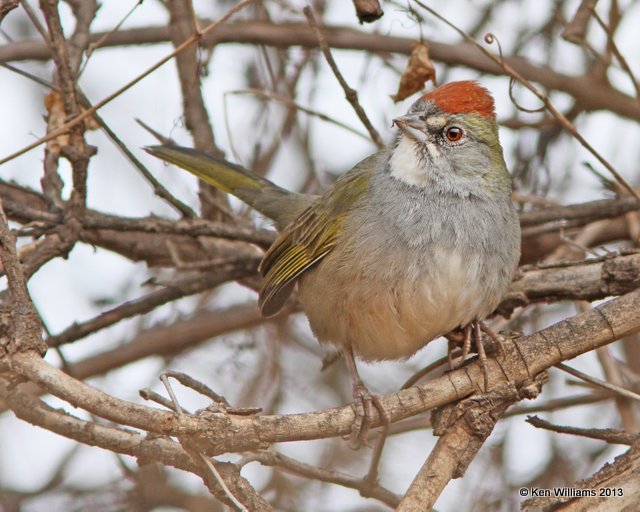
left=166, top=0, right=229, bottom=221
left=523, top=447, right=640, bottom=511
left=520, top=196, right=640, bottom=228
left=1, top=22, right=639, bottom=121
left=39, top=0, right=93, bottom=208
left=0, top=376, right=271, bottom=510
left=45, top=263, right=260, bottom=349
left=61, top=303, right=266, bottom=378
left=3, top=286, right=640, bottom=456
left=500, top=252, right=640, bottom=313
left=398, top=383, right=533, bottom=511
left=0, top=198, right=46, bottom=356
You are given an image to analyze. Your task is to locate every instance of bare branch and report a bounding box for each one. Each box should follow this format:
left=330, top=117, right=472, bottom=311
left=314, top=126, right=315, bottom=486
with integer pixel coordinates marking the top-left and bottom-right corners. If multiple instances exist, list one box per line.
left=562, top=0, right=598, bottom=44
left=303, top=6, right=384, bottom=148
left=398, top=382, right=538, bottom=510
left=526, top=415, right=638, bottom=445
left=0, top=0, right=257, bottom=166
left=246, top=450, right=400, bottom=508
left=2, top=286, right=638, bottom=455
left=2, top=22, right=639, bottom=122
left=0, top=197, right=46, bottom=356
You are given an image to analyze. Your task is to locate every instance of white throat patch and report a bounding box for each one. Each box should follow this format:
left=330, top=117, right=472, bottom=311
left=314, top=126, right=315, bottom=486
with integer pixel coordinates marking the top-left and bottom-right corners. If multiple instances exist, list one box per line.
left=389, top=136, right=437, bottom=188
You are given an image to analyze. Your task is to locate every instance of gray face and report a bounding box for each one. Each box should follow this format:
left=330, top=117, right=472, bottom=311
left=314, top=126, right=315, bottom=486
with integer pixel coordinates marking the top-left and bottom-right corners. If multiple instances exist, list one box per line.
left=390, top=101, right=505, bottom=197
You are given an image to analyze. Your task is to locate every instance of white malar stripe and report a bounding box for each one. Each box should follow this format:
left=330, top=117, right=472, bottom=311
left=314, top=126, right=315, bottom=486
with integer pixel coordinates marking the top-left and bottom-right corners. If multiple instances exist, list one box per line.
left=389, top=136, right=433, bottom=188
left=424, top=141, right=440, bottom=161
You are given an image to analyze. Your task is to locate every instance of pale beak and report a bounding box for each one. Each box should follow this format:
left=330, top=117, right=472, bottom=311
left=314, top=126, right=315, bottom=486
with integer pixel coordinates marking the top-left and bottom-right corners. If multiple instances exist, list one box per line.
left=393, top=113, right=428, bottom=143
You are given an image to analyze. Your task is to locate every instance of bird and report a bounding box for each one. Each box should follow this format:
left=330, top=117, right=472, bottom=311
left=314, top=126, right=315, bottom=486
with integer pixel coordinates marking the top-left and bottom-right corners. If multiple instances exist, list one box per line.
left=145, top=80, right=521, bottom=442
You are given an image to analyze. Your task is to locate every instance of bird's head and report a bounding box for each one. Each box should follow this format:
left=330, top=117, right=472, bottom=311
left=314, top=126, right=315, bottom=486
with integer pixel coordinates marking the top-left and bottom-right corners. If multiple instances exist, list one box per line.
left=390, top=80, right=511, bottom=198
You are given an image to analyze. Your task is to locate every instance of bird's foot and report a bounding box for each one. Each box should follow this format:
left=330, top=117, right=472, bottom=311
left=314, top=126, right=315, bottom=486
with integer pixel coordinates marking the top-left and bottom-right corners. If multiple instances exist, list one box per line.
left=447, top=321, right=505, bottom=391
left=479, top=321, right=506, bottom=356
left=446, top=324, right=473, bottom=370
left=472, top=320, right=490, bottom=391
left=348, top=383, right=389, bottom=450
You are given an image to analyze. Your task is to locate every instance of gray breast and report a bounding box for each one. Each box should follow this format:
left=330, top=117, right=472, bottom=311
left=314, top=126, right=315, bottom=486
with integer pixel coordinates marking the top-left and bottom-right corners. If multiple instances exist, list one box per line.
left=297, top=166, right=520, bottom=361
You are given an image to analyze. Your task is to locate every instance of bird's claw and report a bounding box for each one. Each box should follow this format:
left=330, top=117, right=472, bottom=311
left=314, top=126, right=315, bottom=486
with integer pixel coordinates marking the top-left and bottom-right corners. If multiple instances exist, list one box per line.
left=347, top=384, right=387, bottom=450
left=447, top=321, right=508, bottom=392
left=479, top=321, right=506, bottom=356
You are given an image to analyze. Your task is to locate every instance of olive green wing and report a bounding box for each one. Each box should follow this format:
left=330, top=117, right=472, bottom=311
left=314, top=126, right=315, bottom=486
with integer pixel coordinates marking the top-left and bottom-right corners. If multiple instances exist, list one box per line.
left=258, top=168, right=371, bottom=317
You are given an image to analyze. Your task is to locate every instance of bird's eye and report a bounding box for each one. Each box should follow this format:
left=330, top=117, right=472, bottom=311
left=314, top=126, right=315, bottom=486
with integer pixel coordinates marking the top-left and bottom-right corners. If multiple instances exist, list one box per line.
left=445, top=126, right=464, bottom=142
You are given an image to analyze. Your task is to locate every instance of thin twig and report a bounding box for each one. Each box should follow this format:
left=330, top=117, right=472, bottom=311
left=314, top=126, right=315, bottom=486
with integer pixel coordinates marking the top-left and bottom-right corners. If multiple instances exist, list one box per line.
left=160, top=373, right=185, bottom=416
left=139, top=387, right=184, bottom=413
left=590, top=7, right=640, bottom=99
left=244, top=450, right=400, bottom=508
left=0, top=62, right=195, bottom=218
left=526, top=415, right=638, bottom=445
left=595, top=346, right=639, bottom=432
left=363, top=413, right=389, bottom=486
left=0, top=0, right=257, bottom=166
left=504, top=392, right=611, bottom=417
left=555, top=362, right=640, bottom=402
left=46, top=256, right=260, bottom=347
left=77, top=99, right=197, bottom=218
left=413, top=0, right=640, bottom=202
left=161, top=370, right=231, bottom=407
left=303, top=6, right=384, bottom=148
left=199, top=454, right=248, bottom=512
left=19, top=0, right=50, bottom=42
left=2, top=20, right=639, bottom=121
left=83, top=0, right=143, bottom=61
left=562, top=0, right=598, bottom=44
left=402, top=353, right=451, bottom=389
left=228, top=88, right=371, bottom=141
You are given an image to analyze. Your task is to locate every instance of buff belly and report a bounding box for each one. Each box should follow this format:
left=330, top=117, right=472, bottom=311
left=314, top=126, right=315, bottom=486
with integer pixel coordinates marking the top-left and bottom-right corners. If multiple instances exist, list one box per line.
left=297, top=246, right=505, bottom=362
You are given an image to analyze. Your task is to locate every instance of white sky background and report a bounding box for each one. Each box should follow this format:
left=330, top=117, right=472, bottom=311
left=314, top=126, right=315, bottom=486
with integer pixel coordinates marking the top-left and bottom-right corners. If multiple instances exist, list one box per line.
left=0, top=0, right=639, bottom=510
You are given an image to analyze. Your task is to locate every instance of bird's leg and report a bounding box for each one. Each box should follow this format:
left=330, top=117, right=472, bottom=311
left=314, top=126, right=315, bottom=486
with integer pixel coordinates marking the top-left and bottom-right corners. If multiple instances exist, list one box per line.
left=479, top=321, right=505, bottom=356
left=446, top=325, right=471, bottom=369
left=472, top=320, right=489, bottom=391
left=343, top=346, right=389, bottom=451
left=447, top=338, right=455, bottom=370
left=459, top=324, right=473, bottom=366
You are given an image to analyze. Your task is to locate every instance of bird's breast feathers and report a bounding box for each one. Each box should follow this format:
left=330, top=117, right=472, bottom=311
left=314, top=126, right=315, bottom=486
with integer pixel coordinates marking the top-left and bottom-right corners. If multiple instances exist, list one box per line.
left=297, top=232, right=510, bottom=361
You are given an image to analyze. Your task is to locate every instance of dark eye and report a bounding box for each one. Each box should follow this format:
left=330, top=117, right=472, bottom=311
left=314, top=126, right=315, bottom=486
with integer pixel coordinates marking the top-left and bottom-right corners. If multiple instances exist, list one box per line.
left=445, top=126, right=464, bottom=142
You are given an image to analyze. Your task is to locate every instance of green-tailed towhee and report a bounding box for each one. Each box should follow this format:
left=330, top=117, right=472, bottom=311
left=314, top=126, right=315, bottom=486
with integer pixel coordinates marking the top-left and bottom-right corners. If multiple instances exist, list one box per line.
left=146, top=80, right=521, bottom=436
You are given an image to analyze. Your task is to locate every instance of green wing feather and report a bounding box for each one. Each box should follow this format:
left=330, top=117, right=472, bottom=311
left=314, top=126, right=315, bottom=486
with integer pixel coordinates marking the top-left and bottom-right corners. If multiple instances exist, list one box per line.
left=258, top=168, right=371, bottom=317
left=146, top=144, right=377, bottom=316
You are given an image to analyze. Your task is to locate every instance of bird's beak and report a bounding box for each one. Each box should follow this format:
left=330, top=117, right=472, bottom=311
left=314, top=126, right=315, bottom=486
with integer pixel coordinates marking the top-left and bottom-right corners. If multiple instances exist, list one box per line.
left=393, top=113, right=428, bottom=143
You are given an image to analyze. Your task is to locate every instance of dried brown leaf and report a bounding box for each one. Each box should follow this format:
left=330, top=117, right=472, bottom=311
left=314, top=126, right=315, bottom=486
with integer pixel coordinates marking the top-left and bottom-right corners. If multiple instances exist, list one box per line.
left=391, top=42, right=436, bottom=102
left=353, top=0, right=384, bottom=24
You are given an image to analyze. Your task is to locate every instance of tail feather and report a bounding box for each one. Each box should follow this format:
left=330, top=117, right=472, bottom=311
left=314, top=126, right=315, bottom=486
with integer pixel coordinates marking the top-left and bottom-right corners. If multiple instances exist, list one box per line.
left=145, top=144, right=315, bottom=227
left=145, top=145, right=272, bottom=194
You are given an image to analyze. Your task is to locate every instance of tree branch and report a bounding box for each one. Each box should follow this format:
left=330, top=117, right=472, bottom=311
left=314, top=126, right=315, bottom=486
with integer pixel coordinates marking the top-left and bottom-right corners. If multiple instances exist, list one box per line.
left=1, top=22, right=638, bottom=121
left=3, top=286, right=640, bottom=456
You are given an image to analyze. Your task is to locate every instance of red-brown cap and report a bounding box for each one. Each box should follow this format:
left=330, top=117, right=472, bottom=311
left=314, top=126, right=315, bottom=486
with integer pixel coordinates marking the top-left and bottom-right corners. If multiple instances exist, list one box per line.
left=421, top=81, right=495, bottom=120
